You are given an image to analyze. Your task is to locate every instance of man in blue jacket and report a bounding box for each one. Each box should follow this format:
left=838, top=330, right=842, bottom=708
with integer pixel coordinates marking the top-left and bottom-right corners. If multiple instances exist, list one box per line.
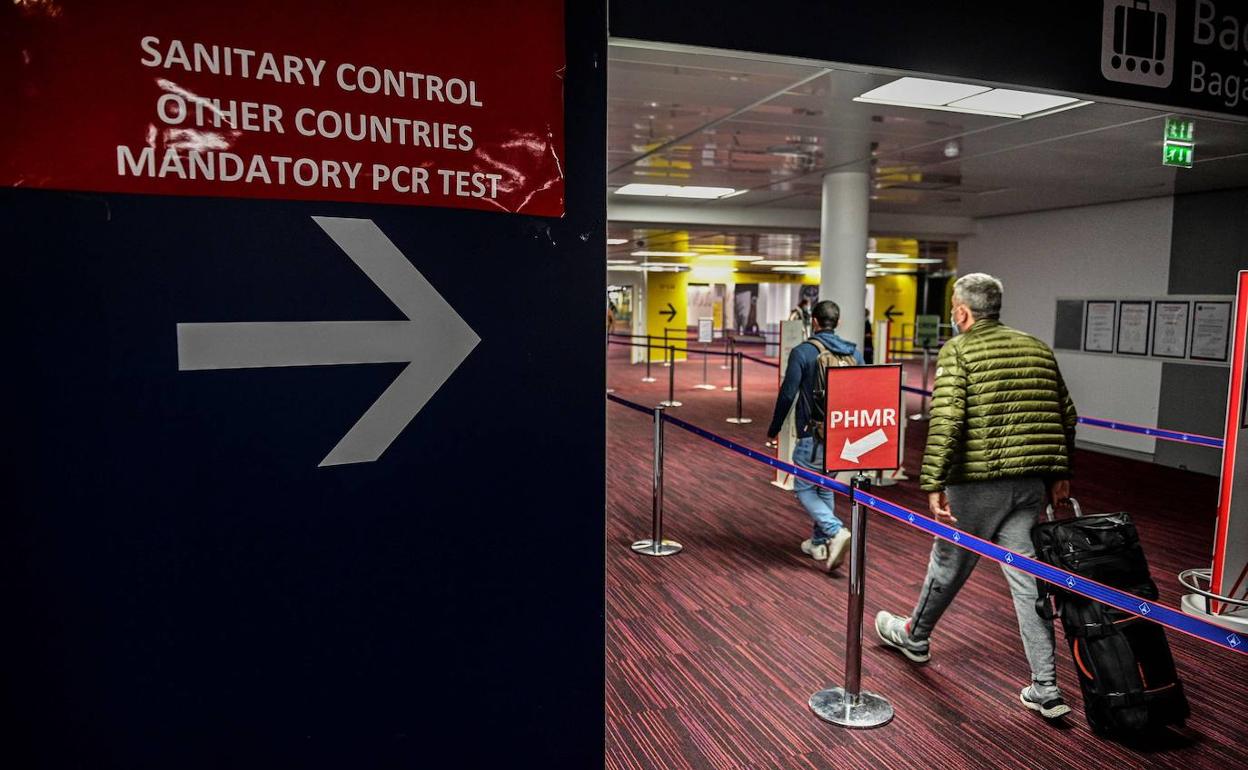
left=766, top=300, right=864, bottom=572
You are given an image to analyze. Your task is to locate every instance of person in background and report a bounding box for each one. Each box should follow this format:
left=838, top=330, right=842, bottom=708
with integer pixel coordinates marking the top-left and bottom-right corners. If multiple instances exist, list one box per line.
left=789, top=298, right=812, bottom=337
left=766, top=300, right=864, bottom=572
left=874, top=273, right=1079, bottom=720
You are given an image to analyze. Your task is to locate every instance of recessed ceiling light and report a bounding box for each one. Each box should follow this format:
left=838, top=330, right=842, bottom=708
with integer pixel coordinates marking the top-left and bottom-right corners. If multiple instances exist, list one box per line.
left=607, top=259, right=636, bottom=265
left=866, top=252, right=910, bottom=260
left=855, top=77, right=1092, bottom=119
left=857, top=77, right=989, bottom=106
left=873, top=256, right=942, bottom=264
left=947, top=89, right=1081, bottom=116
left=695, top=254, right=764, bottom=262
left=631, top=250, right=699, bottom=258
left=606, top=238, right=629, bottom=245
left=753, top=260, right=809, bottom=267
left=615, top=183, right=740, bottom=199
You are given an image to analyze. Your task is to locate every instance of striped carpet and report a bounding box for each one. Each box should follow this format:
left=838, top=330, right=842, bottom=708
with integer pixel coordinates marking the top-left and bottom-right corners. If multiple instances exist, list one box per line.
left=606, top=345, right=1247, bottom=770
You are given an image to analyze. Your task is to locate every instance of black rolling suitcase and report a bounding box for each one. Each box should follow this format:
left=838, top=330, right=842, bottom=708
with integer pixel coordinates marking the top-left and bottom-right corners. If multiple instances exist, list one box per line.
left=1031, top=499, right=1189, bottom=736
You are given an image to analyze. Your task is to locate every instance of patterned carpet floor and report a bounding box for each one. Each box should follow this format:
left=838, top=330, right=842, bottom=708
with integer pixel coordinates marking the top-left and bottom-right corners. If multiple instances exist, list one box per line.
left=605, top=343, right=1247, bottom=770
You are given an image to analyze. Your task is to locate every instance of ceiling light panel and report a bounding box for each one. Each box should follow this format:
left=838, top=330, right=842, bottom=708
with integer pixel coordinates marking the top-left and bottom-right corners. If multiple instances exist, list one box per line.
left=606, top=238, right=629, bottom=245
left=855, top=77, right=1093, bottom=119
left=615, top=182, right=738, bottom=199
left=947, top=89, right=1081, bottom=117
left=857, top=77, right=989, bottom=107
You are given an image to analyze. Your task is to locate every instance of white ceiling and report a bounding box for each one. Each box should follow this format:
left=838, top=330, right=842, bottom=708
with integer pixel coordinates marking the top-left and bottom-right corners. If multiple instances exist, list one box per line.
left=606, top=42, right=1248, bottom=258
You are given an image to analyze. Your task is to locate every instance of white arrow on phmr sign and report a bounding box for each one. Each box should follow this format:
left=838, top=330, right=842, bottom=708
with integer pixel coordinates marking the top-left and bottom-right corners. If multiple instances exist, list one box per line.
left=840, top=428, right=888, bottom=463
left=176, top=216, right=480, bottom=467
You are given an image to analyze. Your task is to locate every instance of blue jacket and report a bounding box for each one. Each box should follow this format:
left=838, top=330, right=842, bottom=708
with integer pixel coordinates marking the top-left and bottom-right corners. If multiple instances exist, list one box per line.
left=767, top=331, right=865, bottom=438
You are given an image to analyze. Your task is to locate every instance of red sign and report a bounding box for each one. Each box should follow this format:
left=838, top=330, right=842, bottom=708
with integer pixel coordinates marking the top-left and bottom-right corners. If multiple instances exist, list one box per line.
left=0, top=0, right=565, bottom=216
left=823, top=364, right=902, bottom=473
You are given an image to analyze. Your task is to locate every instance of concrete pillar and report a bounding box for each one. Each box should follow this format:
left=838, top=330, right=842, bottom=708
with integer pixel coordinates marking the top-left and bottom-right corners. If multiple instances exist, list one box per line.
left=819, top=169, right=870, bottom=350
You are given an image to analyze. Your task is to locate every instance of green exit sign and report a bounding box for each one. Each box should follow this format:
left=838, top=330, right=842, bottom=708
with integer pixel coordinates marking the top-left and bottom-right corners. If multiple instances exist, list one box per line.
left=1162, top=117, right=1194, bottom=168
left=1164, top=117, right=1195, bottom=142
left=1163, top=141, right=1194, bottom=168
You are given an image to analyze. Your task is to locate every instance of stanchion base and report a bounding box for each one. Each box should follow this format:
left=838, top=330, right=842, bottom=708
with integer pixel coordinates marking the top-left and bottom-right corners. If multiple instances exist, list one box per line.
left=908, top=414, right=928, bottom=422
left=809, top=687, right=894, bottom=729
left=720, top=365, right=731, bottom=370
left=641, top=377, right=657, bottom=383
left=659, top=400, right=683, bottom=407
left=631, top=539, right=682, bottom=557
left=721, top=386, right=738, bottom=392
left=726, top=417, right=753, bottom=424
left=694, top=384, right=717, bottom=390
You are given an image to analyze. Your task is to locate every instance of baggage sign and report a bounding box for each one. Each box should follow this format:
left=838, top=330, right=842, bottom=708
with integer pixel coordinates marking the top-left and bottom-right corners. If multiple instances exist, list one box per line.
left=823, top=364, right=902, bottom=473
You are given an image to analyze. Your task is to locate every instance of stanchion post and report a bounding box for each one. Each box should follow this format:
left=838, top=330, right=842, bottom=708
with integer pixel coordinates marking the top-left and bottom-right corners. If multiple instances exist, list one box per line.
left=809, top=474, right=894, bottom=728
left=726, top=352, right=752, bottom=424
left=909, top=343, right=931, bottom=422
left=641, top=336, right=656, bottom=382
left=662, top=328, right=671, bottom=367
left=660, top=345, right=683, bottom=407
left=723, top=340, right=738, bottom=392
left=631, top=406, right=682, bottom=557
left=721, top=336, right=733, bottom=370
left=695, top=342, right=716, bottom=390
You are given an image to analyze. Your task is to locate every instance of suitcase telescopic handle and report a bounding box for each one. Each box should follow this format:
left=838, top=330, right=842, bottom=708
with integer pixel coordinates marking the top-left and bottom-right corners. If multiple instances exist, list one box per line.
left=1044, top=497, right=1082, bottom=522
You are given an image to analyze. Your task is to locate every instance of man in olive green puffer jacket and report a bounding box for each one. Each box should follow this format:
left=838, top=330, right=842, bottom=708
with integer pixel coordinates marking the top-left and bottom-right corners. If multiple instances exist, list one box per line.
left=875, top=273, right=1080, bottom=720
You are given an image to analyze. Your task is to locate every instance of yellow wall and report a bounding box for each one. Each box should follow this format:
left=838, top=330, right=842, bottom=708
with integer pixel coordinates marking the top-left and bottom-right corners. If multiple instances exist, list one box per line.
left=646, top=270, right=689, bottom=362
left=868, top=274, right=918, bottom=352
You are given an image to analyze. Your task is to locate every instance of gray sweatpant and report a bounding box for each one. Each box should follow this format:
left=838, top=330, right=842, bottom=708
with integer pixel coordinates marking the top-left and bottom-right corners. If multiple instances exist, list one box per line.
left=909, top=477, right=1058, bottom=686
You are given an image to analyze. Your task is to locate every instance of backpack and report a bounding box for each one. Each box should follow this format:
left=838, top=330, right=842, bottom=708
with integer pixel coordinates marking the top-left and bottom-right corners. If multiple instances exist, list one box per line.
left=801, top=337, right=858, bottom=440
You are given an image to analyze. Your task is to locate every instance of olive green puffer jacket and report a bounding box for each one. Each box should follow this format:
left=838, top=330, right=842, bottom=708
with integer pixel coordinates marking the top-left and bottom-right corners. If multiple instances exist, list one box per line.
left=920, top=319, right=1078, bottom=492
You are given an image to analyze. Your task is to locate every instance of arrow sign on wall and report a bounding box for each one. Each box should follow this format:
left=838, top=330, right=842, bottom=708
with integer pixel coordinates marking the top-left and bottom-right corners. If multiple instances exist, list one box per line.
left=883, top=305, right=903, bottom=321
left=660, top=302, right=677, bottom=323
left=177, top=216, right=480, bottom=467
left=840, top=428, right=888, bottom=463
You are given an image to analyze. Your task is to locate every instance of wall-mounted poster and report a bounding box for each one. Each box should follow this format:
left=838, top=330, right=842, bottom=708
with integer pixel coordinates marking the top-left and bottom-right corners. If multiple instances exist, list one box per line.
left=1083, top=301, right=1116, bottom=353
left=1115, top=301, right=1150, bottom=355
left=1192, top=301, right=1232, bottom=362
left=1151, top=301, right=1190, bottom=359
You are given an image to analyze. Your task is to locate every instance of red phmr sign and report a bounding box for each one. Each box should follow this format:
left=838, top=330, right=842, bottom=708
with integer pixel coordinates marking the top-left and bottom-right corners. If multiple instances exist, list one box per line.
left=823, top=364, right=902, bottom=473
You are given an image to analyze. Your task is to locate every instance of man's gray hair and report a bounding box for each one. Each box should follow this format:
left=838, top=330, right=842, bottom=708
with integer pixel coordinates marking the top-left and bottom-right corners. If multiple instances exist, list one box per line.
left=953, top=273, right=1003, bottom=319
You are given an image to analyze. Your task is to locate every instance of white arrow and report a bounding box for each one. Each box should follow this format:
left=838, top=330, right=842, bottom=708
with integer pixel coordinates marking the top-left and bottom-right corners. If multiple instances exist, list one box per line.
left=839, top=428, right=888, bottom=463
left=177, top=216, right=480, bottom=467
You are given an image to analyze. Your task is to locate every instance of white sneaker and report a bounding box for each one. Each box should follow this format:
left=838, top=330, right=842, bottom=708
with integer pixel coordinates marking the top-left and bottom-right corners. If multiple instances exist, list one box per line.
left=825, top=528, right=852, bottom=572
left=1020, top=684, right=1071, bottom=719
left=874, top=610, right=931, bottom=663
left=800, top=538, right=829, bottom=561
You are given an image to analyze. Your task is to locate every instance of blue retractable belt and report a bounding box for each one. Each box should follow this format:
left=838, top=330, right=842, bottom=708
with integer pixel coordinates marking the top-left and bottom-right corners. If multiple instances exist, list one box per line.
left=607, top=394, right=1245, bottom=655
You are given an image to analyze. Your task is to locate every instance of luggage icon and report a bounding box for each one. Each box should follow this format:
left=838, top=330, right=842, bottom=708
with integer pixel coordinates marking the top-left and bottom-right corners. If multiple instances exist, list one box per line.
left=1101, top=0, right=1174, bottom=88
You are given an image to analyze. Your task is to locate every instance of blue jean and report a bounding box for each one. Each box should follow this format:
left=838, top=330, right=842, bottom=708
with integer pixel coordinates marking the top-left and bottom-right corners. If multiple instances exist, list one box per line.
left=792, top=436, right=844, bottom=543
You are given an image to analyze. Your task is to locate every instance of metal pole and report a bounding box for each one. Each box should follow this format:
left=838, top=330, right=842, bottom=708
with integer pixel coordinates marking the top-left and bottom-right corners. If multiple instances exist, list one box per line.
left=722, top=335, right=733, bottom=370
left=726, top=352, right=752, bottom=424
left=660, top=345, right=682, bottom=407
left=663, top=327, right=670, bottom=366
left=909, top=344, right=931, bottom=422
left=809, top=474, right=894, bottom=728
left=631, top=406, right=682, bottom=557
left=723, top=339, right=738, bottom=392
left=641, top=336, right=656, bottom=382
left=695, top=342, right=716, bottom=389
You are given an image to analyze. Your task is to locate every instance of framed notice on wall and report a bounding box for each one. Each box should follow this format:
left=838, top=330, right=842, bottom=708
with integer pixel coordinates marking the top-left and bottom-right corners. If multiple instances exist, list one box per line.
left=1151, top=301, right=1190, bottom=359
left=1083, top=301, right=1116, bottom=353
left=1192, top=301, right=1232, bottom=362
left=1115, top=301, right=1150, bottom=355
